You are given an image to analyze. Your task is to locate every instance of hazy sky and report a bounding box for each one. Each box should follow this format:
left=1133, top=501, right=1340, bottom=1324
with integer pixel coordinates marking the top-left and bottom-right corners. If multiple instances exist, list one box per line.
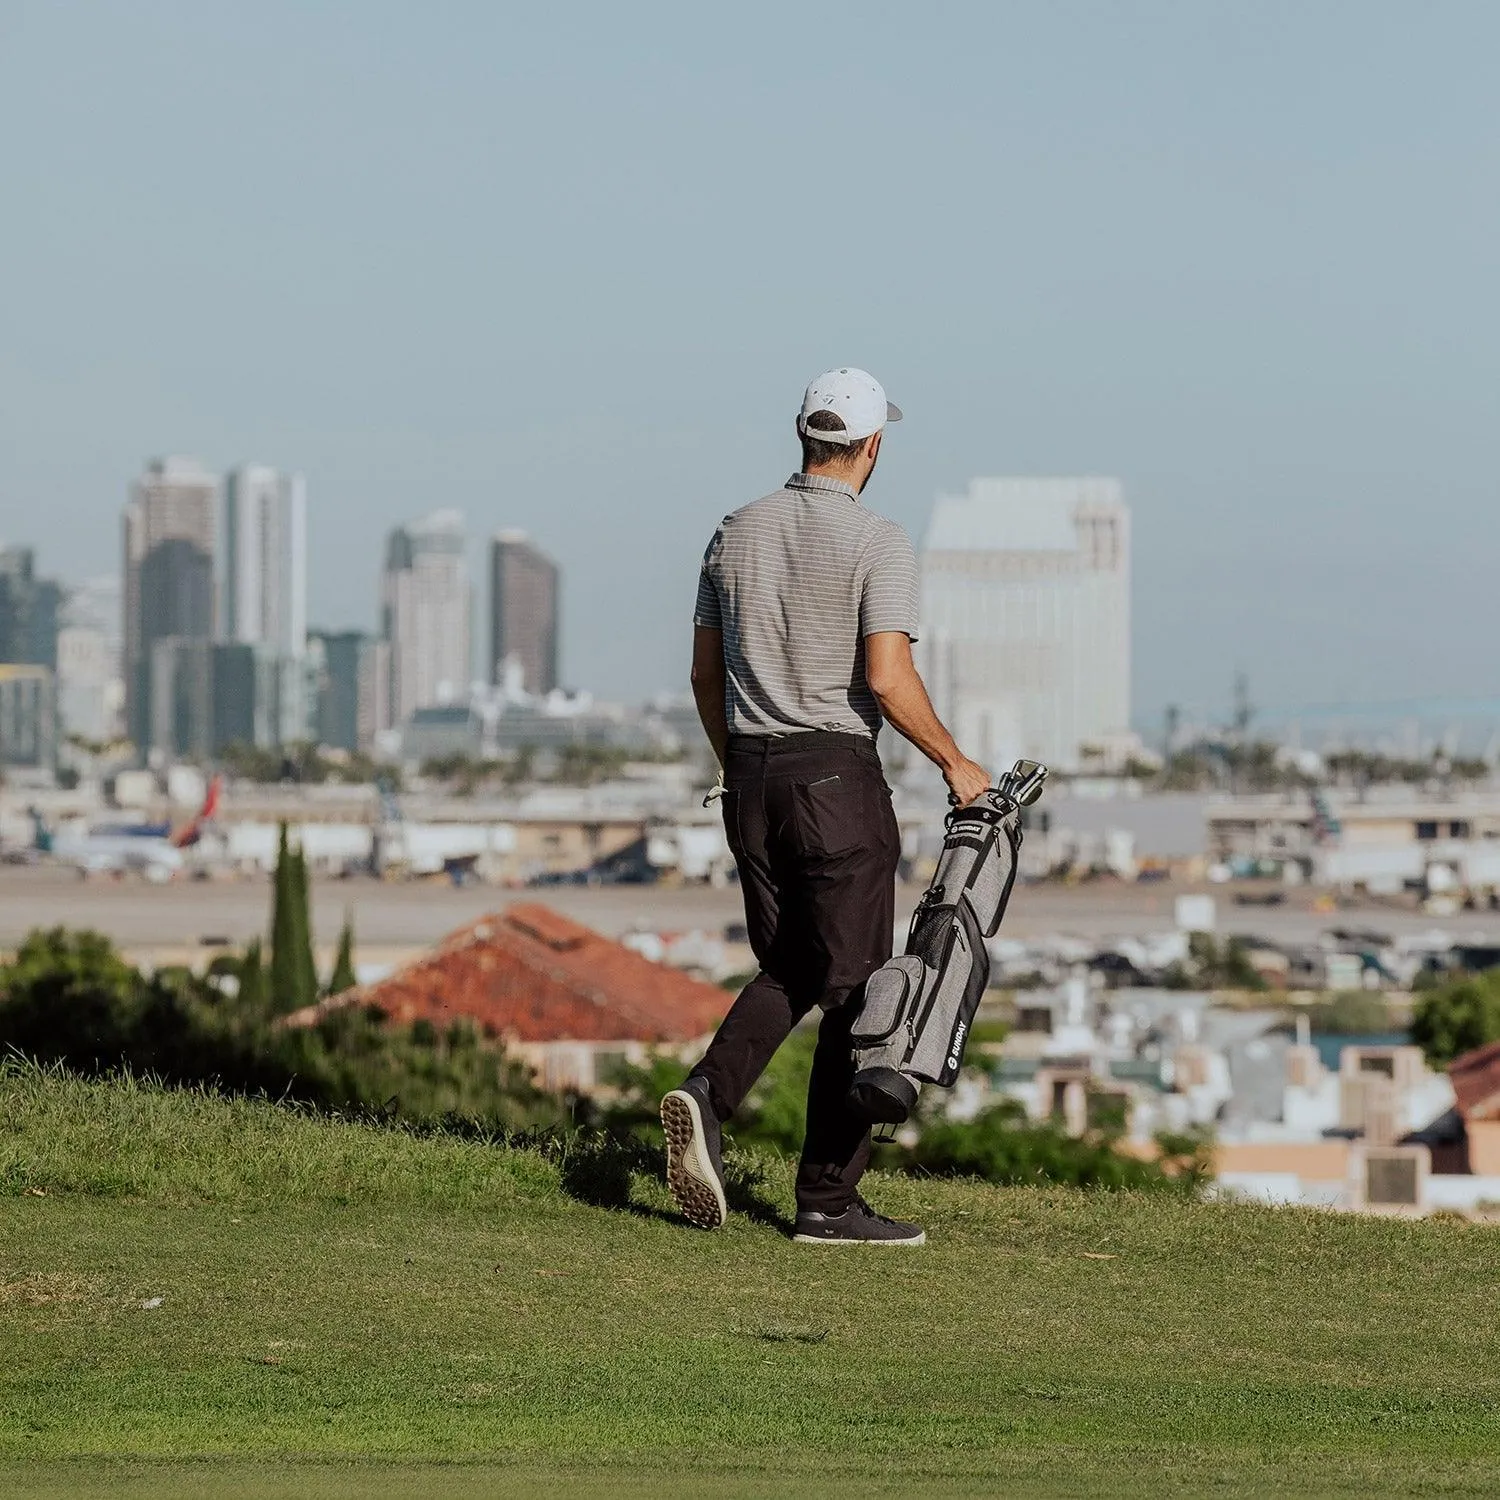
left=1, top=1, right=1496, bottom=732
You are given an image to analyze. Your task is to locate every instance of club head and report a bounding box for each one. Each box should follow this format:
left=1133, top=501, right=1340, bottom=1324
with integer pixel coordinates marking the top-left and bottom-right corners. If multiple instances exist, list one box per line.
left=1001, top=759, right=1049, bottom=806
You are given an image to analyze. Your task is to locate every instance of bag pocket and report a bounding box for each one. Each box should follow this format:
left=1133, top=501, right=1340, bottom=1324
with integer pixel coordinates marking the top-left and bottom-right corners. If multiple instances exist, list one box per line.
left=850, top=955, right=926, bottom=1046
left=907, top=901, right=990, bottom=1084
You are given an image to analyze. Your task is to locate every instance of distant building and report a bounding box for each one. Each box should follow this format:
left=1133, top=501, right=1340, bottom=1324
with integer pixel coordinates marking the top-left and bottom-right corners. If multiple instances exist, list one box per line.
left=149, top=637, right=213, bottom=760
left=223, top=465, right=309, bottom=745
left=382, top=510, right=471, bottom=728
left=919, top=478, right=1131, bottom=772
left=223, top=466, right=307, bottom=653
left=0, top=547, right=63, bottom=671
left=210, top=641, right=285, bottom=753
left=123, top=458, right=218, bottom=753
left=0, top=664, right=56, bottom=772
left=308, top=628, right=386, bottom=753
left=488, top=531, right=559, bottom=696
left=281, top=904, right=733, bottom=1095
left=57, top=577, right=123, bottom=744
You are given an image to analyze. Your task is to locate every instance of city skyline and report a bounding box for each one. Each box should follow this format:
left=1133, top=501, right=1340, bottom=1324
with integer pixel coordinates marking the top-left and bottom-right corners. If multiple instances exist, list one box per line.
left=2, top=6, right=1495, bottom=730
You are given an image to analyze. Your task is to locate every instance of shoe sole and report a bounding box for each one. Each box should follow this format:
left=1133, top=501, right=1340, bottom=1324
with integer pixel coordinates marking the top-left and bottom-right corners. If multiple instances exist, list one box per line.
left=660, top=1089, right=727, bottom=1230
left=792, top=1230, right=927, bottom=1246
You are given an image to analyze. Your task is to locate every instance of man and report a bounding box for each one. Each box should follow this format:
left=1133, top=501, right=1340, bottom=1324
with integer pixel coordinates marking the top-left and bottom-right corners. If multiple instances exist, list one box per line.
left=661, top=368, right=990, bottom=1246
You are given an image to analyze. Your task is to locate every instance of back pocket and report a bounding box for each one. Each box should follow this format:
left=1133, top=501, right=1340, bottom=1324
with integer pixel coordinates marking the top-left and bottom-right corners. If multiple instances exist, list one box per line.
left=791, top=772, right=870, bottom=859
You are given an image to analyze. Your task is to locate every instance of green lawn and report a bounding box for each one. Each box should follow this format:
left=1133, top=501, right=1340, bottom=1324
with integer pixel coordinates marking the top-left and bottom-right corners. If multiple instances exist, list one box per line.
left=2, top=1062, right=1498, bottom=1498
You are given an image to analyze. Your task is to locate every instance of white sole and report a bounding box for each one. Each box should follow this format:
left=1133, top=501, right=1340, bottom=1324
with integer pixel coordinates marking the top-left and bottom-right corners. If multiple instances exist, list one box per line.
left=792, top=1230, right=926, bottom=1246
left=660, top=1089, right=727, bottom=1230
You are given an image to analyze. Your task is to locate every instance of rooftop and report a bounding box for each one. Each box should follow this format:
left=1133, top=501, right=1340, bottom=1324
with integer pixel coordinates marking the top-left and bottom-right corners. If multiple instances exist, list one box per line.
left=1449, top=1040, right=1500, bottom=1121
left=283, top=901, right=733, bottom=1045
left=924, top=476, right=1125, bottom=553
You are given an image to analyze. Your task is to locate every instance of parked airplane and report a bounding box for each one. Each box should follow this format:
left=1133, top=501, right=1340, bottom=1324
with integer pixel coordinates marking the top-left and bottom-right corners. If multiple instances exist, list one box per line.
left=30, top=776, right=223, bottom=878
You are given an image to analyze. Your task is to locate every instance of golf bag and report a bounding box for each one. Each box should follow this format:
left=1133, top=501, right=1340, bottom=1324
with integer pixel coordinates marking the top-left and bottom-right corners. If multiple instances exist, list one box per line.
left=847, top=759, right=1048, bottom=1126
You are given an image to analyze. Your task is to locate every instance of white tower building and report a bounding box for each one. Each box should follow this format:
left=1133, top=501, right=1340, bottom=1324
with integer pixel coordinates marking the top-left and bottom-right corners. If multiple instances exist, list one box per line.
left=223, top=465, right=309, bottom=743
left=223, top=466, right=307, bottom=655
left=919, top=478, right=1131, bottom=772
left=382, top=510, right=471, bottom=729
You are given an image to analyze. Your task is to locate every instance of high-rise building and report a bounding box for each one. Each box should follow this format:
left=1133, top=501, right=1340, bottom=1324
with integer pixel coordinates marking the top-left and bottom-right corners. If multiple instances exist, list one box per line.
left=221, top=465, right=309, bottom=747
left=210, top=641, right=284, bottom=753
left=123, top=458, right=218, bottom=752
left=381, top=511, right=471, bottom=728
left=0, top=547, right=63, bottom=671
left=223, top=466, right=307, bottom=654
left=0, top=664, right=56, bottom=773
left=918, top=478, right=1131, bottom=771
left=488, top=531, right=559, bottom=696
left=56, top=577, right=124, bottom=745
left=150, top=637, right=213, bottom=760
left=309, top=628, right=386, bottom=753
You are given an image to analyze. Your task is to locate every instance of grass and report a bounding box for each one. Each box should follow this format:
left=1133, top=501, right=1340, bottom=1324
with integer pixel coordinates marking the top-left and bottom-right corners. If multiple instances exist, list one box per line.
left=2, top=1061, right=1500, bottom=1497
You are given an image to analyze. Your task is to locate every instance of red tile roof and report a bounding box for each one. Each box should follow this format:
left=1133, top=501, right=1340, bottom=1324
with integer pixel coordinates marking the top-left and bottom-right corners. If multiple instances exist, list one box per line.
left=284, top=902, right=733, bottom=1044
left=1449, top=1041, right=1500, bottom=1121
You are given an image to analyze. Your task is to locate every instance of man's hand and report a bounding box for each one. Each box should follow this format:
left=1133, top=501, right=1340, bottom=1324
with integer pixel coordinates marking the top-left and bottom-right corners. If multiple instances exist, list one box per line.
left=943, top=755, right=992, bottom=806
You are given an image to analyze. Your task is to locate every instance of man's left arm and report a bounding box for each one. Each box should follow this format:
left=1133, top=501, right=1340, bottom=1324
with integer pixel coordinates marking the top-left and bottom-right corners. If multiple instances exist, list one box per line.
left=691, top=625, right=729, bottom=767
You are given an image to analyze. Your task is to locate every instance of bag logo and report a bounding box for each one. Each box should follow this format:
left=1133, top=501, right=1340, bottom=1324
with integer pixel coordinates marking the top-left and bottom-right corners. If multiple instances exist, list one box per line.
left=947, top=1019, right=968, bottom=1072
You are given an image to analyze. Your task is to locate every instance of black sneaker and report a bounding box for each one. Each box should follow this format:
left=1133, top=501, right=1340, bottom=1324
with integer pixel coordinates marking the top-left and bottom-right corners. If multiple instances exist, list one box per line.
left=793, top=1196, right=926, bottom=1246
left=660, top=1077, right=727, bottom=1230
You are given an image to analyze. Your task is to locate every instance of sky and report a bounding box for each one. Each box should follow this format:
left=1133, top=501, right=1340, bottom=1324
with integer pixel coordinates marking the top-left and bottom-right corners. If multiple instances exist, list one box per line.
left=1, top=1, right=1496, bottom=734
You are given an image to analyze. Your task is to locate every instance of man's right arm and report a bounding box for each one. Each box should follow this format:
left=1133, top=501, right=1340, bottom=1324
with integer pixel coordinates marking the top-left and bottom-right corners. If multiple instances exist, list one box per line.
left=690, top=624, right=729, bottom=768
left=865, top=631, right=990, bottom=804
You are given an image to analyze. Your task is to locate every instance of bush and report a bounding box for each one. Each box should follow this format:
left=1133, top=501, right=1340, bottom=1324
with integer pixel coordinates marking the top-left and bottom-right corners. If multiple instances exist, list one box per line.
left=1412, top=969, right=1500, bottom=1068
left=0, top=927, right=560, bottom=1129
left=1294, top=991, right=1394, bottom=1036
left=907, top=1097, right=1211, bottom=1193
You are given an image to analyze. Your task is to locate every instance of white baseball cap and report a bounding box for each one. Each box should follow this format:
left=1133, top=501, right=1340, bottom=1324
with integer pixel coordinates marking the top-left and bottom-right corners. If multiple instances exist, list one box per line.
left=797, top=367, right=902, bottom=446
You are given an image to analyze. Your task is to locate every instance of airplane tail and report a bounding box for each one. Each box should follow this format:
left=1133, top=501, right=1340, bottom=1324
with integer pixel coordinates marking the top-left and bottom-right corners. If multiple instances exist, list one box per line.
left=170, top=774, right=223, bottom=849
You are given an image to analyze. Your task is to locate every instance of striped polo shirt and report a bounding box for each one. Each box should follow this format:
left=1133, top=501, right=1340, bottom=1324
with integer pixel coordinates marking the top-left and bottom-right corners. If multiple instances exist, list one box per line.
left=693, top=471, right=920, bottom=739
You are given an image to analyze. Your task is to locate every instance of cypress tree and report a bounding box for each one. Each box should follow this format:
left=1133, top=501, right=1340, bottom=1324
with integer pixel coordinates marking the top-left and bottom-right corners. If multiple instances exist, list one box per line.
left=290, top=844, right=319, bottom=1009
left=237, top=936, right=268, bottom=1013
left=268, top=823, right=300, bottom=1012
left=328, top=911, right=357, bottom=996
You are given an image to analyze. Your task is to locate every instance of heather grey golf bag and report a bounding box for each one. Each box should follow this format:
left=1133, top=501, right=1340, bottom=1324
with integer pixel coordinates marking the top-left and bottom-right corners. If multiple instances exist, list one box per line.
left=847, top=760, right=1047, bottom=1126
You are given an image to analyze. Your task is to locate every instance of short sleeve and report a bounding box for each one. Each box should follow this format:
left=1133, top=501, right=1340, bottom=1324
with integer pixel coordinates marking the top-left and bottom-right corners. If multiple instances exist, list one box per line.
left=693, top=529, right=724, bottom=629
left=860, top=524, right=920, bottom=640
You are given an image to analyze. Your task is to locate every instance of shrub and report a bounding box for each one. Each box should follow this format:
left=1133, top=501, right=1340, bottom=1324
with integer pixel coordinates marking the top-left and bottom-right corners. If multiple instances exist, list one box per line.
left=1412, top=969, right=1500, bottom=1068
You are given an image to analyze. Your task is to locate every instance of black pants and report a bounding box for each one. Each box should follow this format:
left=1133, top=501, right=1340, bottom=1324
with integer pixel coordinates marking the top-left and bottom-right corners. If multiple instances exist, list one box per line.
left=690, top=732, right=900, bottom=1214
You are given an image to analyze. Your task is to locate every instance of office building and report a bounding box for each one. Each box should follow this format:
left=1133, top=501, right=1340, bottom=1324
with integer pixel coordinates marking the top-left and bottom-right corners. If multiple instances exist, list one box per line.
left=123, top=458, right=218, bottom=751
left=223, top=465, right=307, bottom=654
left=210, top=641, right=287, bottom=753
left=309, top=628, right=386, bottom=753
left=0, top=547, right=63, bottom=671
left=149, top=637, right=213, bottom=760
left=0, top=664, right=56, bottom=772
left=381, top=511, right=471, bottom=728
left=488, top=531, right=560, bottom=696
left=56, top=577, right=124, bottom=744
left=919, top=478, right=1131, bottom=771
left=222, top=465, right=309, bottom=746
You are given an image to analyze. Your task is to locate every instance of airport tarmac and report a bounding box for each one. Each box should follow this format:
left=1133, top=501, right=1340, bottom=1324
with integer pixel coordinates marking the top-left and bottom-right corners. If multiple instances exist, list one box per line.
left=1, top=866, right=1496, bottom=957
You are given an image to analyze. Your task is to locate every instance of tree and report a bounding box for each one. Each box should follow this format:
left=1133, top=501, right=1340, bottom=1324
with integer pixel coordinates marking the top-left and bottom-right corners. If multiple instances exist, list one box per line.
left=268, top=824, right=316, bottom=1014
left=1411, top=970, right=1500, bottom=1068
left=291, top=845, right=319, bottom=1005
left=0, top=928, right=144, bottom=1069
left=237, top=937, right=268, bottom=1014
left=327, top=912, right=357, bottom=996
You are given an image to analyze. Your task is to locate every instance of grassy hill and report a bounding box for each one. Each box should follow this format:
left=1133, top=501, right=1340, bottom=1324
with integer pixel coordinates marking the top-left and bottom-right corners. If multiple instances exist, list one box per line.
left=2, top=1061, right=1498, bottom=1498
